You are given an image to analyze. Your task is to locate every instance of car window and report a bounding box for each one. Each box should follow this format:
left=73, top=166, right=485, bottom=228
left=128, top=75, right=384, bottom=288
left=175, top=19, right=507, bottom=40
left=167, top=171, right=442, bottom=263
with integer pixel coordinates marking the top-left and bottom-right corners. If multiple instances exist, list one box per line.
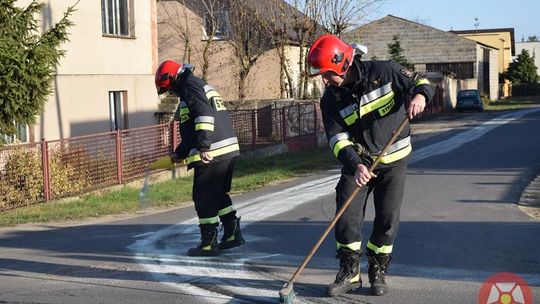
left=458, top=90, right=478, bottom=98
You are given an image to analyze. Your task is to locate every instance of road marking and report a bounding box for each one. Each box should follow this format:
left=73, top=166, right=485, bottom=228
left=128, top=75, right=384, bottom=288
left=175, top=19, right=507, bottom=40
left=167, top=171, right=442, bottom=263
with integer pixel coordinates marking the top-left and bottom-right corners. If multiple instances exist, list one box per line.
left=130, top=109, right=540, bottom=302
left=130, top=173, right=340, bottom=303
left=411, top=108, right=540, bottom=164
left=132, top=231, right=154, bottom=238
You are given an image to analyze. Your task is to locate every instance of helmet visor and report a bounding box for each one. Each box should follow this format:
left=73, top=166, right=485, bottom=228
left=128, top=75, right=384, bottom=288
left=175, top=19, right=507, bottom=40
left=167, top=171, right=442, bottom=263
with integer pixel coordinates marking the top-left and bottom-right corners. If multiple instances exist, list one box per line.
left=157, top=87, right=171, bottom=100
left=157, top=86, right=169, bottom=95
left=308, top=65, right=324, bottom=77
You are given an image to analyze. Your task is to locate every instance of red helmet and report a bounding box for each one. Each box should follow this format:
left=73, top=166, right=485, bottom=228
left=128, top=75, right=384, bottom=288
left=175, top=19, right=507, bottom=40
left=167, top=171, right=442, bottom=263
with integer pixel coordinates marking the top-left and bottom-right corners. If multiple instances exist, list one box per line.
left=307, top=34, right=354, bottom=77
left=155, top=60, right=182, bottom=95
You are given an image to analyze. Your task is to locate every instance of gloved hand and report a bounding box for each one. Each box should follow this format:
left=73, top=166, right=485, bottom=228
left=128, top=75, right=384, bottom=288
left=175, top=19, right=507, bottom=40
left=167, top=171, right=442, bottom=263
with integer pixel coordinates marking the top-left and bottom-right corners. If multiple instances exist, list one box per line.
left=170, top=153, right=184, bottom=164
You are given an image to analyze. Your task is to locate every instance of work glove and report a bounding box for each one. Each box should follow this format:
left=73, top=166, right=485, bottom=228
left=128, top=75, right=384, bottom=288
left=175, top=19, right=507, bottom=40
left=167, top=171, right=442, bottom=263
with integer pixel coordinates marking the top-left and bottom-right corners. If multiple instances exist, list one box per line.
left=170, top=153, right=184, bottom=164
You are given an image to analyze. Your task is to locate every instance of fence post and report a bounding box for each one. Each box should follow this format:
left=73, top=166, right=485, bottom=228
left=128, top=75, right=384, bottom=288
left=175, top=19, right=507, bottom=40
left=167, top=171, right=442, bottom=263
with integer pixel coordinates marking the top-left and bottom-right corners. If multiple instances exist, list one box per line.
left=172, top=120, right=179, bottom=151
left=313, top=103, right=317, bottom=135
left=297, top=104, right=301, bottom=136
left=115, top=130, right=123, bottom=184
left=281, top=107, right=287, bottom=142
left=41, top=139, right=51, bottom=202
left=251, top=110, right=256, bottom=151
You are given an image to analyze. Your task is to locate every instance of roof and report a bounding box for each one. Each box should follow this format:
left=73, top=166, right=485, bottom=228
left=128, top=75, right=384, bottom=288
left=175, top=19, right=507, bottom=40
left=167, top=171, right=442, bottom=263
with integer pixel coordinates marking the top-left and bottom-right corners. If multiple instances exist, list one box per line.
left=345, top=15, right=495, bottom=63
left=450, top=28, right=515, bottom=55
left=352, top=14, right=484, bottom=45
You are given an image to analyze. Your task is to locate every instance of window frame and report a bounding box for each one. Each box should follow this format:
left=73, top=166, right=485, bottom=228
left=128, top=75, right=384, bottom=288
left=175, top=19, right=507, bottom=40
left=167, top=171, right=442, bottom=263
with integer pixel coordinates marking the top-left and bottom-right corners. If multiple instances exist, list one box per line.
left=101, top=0, right=135, bottom=38
left=109, top=91, right=129, bottom=131
left=426, top=62, right=474, bottom=79
left=202, top=10, right=230, bottom=41
left=3, top=122, right=28, bottom=144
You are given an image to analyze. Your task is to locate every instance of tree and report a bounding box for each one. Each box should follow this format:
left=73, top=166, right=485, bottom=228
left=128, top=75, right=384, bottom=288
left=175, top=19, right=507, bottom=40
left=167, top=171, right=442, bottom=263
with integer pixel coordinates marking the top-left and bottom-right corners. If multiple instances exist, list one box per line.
left=157, top=0, right=226, bottom=81
left=387, top=35, right=414, bottom=70
left=0, top=0, right=76, bottom=142
left=527, top=35, right=539, bottom=42
left=225, top=0, right=271, bottom=101
left=506, top=49, right=539, bottom=84
left=289, top=0, right=323, bottom=99
left=157, top=0, right=194, bottom=64
left=262, top=1, right=296, bottom=98
left=319, top=0, right=383, bottom=37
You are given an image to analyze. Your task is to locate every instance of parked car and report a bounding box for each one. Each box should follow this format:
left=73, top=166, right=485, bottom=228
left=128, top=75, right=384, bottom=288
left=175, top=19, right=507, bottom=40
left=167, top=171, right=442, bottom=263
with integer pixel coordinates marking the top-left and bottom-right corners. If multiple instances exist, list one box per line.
left=456, top=89, right=484, bottom=112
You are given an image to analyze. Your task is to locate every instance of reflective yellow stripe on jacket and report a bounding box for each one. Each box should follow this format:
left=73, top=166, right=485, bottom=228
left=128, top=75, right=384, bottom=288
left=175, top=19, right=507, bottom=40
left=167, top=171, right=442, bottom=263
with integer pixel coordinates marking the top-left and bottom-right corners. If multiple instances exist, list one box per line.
left=339, top=103, right=359, bottom=126
left=359, top=83, right=395, bottom=117
left=195, top=116, right=215, bottom=131
left=179, top=101, right=190, bottom=123
left=329, top=132, right=353, bottom=158
left=415, top=78, right=430, bottom=86
left=187, top=137, right=240, bottom=164
left=370, top=136, right=412, bottom=164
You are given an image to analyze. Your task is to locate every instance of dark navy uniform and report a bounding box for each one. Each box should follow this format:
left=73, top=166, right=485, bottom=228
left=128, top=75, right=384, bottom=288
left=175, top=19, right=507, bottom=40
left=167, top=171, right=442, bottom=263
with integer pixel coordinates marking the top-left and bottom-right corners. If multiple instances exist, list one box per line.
left=320, top=56, right=434, bottom=255
left=171, top=70, right=240, bottom=226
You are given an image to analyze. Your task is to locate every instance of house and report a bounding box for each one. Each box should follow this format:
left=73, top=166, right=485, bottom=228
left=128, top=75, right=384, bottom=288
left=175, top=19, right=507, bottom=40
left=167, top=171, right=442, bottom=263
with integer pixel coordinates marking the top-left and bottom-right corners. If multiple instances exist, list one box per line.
left=15, top=0, right=159, bottom=143
left=344, top=15, right=499, bottom=106
left=451, top=28, right=515, bottom=97
left=157, top=0, right=322, bottom=104
left=515, top=41, right=540, bottom=78
left=450, top=28, right=515, bottom=75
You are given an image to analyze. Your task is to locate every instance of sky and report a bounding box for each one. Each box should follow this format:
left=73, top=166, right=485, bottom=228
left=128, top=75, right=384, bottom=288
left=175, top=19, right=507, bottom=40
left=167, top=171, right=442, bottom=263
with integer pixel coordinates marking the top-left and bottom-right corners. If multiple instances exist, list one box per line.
left=367, top=0, right=538, bottom=42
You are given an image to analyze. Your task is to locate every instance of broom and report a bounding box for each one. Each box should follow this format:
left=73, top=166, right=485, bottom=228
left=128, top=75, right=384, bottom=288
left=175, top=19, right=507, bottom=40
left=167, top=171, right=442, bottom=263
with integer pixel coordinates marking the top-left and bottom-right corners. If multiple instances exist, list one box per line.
left=278, top=117, right=409, bottom=304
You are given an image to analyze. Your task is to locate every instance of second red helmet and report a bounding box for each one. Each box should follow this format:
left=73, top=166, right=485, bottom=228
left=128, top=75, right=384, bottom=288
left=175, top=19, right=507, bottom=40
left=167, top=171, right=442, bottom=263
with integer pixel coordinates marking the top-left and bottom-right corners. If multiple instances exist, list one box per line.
left=307, top=34, right=354, bottom=77
left=155, top=60, right=182, bottom=95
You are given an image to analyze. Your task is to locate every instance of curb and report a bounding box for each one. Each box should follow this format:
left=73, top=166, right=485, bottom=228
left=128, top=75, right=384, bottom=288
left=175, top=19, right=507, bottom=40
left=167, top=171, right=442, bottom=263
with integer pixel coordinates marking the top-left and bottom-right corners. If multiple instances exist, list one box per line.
left=519, top=173, right=540, bottom=207
left=518, top=172, right=540, bottom=220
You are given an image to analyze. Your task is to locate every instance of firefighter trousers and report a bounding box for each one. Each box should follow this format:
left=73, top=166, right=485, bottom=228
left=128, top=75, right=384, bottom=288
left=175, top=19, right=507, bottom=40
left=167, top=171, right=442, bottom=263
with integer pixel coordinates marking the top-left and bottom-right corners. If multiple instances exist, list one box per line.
left=193, top=157, right=237, bottom=224
left=334, top=160, right=407, bottom=254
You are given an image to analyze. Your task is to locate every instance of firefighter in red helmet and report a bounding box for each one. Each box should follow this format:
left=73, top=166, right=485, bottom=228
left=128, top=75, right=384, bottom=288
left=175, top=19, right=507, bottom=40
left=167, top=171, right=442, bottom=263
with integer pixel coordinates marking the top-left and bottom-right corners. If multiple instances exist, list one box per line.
left=155, top=60, right=245, bottom=256
left=307, top=34, right=434, bottom=296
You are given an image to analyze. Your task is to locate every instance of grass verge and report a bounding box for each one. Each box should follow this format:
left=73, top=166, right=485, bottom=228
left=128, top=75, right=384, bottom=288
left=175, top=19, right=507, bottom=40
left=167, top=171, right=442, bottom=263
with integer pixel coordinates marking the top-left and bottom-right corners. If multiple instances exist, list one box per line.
left=485, top=97, right=540, bottom=111
left=0, top=147, right=337, bottom=227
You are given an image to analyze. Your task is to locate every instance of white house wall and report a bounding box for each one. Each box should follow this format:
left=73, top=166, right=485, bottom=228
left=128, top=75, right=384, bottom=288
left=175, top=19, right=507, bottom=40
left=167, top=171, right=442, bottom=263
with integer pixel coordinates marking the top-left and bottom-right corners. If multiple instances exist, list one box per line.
left=17, top=0, right=158, bottom=141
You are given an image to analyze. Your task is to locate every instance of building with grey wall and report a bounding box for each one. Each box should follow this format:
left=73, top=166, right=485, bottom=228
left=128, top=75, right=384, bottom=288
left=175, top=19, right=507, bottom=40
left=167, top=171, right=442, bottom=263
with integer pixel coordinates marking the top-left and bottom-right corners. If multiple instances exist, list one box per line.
left=344, top=15, right=499, bottom=101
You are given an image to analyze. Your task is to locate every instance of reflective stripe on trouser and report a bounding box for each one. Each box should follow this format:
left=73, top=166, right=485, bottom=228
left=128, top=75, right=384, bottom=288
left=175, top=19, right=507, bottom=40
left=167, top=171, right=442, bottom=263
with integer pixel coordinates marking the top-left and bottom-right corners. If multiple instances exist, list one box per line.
left=337, top=241, right=361, bottom=251
left=366, top=241, right=393, bottom=254
left=193, top=157, right=238, bottom=223
left=334, top=161, right=407, bottom=253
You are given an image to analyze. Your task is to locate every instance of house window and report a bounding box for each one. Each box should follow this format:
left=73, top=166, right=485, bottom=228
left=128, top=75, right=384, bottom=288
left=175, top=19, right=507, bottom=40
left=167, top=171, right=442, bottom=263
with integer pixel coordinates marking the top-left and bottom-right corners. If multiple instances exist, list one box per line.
left=3, top=122, right=28, bottom=144
left=101, top=0, right=134, bottom=37
left=109, top=91, right=129, bottom=131
left=426, top=62, right=474, bottom=79
left=203, top=11, right=229, bottom=40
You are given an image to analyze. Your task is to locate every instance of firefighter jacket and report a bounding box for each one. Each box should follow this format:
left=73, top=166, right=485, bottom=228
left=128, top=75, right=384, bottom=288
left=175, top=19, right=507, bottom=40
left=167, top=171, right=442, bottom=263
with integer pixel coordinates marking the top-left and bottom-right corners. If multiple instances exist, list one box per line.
left=171, top=71, right=240, bottom=169
left=320, top=57, right=434, bottom=174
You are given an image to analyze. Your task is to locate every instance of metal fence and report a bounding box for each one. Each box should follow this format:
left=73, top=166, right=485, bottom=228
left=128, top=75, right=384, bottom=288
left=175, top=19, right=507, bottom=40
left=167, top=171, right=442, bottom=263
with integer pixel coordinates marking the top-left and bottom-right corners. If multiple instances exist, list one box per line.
left=0, top=103, right=322, bottom=211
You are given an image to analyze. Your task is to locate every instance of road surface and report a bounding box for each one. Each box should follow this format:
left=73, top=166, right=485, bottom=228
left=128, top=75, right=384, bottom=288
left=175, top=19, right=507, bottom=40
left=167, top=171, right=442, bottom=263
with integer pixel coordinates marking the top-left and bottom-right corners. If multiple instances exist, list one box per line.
left=1, top=108, right=539, bottom=303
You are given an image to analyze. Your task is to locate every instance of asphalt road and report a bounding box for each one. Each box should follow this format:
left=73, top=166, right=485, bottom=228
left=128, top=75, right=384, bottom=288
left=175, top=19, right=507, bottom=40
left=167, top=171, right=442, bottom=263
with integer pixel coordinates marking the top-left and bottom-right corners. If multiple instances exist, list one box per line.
left=1, top=108, right=539, bottom=304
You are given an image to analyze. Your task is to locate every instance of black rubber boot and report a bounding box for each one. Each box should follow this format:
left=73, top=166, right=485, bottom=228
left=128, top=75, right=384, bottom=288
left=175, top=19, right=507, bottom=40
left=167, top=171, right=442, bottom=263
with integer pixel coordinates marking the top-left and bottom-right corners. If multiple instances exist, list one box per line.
left=218, top=217, right=245, bottom=250
left=187, top=224, right=219, bottom=257
left=327, top=248, right=362, bottom=297
left=367, top=253, right=391, bottom=296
